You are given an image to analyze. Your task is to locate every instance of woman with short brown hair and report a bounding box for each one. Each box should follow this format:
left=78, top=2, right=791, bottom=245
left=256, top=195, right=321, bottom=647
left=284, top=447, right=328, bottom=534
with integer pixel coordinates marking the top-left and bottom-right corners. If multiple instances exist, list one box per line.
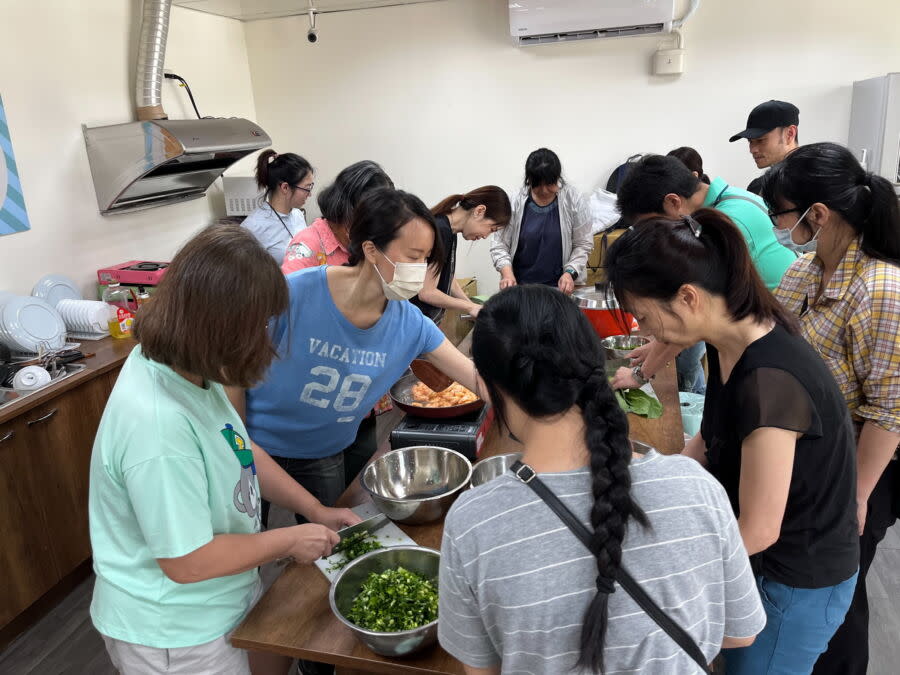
left=89, top=224, right=359, bottom=675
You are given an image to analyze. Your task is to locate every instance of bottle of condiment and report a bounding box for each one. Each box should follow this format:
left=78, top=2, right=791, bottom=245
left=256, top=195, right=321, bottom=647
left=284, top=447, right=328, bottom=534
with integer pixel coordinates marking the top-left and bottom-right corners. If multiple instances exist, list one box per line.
left=136, top=286, right=151, bottom=308
left=102, top=283, right=138, bottom=339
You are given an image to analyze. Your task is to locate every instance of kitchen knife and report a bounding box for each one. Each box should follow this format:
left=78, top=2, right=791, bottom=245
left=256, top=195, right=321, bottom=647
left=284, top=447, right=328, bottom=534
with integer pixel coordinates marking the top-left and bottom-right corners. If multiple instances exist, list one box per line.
left=335, top=513, right=389, bottom=544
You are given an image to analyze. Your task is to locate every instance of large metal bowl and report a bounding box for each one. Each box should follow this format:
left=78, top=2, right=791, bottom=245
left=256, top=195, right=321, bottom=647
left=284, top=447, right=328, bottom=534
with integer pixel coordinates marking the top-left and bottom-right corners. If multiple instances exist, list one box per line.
left=601, top=334, right=650, bottom=360
left=471, top=452, right=523, bottom=487
left=360, top=446, right=472, bottom=524
left=330, top=546, right=440, bottom=657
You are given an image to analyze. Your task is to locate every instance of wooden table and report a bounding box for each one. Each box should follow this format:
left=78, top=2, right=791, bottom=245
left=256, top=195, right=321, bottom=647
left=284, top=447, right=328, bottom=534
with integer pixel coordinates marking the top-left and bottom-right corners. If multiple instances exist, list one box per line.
left=232, top=335, right=684, bottom=674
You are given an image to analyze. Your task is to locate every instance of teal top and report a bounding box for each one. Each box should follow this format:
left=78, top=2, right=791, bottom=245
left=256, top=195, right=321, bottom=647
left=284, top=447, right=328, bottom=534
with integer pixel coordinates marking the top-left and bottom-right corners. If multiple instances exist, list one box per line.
left=89, top=347, right=261, bottom=648
left=702, top=177, right=796, bottom=290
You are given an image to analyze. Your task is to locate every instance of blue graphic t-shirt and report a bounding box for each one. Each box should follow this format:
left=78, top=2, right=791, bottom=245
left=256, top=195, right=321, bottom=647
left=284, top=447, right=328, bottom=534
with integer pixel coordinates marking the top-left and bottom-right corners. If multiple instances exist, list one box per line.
left=246, top=266, right=446, bottom=459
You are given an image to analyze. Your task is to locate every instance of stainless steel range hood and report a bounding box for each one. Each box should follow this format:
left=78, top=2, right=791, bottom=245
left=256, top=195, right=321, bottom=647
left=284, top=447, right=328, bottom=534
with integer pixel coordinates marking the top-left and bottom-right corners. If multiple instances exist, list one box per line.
left=83, top=118, right=270, bottom=215
left=83, top=0, right=271, bottom=215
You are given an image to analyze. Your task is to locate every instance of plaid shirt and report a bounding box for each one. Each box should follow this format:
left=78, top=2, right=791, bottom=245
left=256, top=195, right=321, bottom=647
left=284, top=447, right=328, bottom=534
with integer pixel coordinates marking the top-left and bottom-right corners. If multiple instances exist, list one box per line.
left=774, top=237, right=900, bottom=433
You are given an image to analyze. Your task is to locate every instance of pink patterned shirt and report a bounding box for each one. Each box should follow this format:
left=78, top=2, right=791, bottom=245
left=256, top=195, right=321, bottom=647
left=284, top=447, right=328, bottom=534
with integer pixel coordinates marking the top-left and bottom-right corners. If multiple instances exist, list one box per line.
left=281, top=218, right=350, bottom=274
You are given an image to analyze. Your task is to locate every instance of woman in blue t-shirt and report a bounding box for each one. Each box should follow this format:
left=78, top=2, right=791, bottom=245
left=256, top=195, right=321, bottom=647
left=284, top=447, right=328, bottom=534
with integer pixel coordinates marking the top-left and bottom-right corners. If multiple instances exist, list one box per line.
left=230, top=187, right=478, bottom=518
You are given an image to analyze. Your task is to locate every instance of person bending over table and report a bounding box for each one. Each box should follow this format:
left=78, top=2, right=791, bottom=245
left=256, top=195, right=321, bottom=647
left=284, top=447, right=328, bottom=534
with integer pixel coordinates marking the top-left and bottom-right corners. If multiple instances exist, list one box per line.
left=229, top=187, right=478, bottom=524
left=604, top=210, right=860, bottom=675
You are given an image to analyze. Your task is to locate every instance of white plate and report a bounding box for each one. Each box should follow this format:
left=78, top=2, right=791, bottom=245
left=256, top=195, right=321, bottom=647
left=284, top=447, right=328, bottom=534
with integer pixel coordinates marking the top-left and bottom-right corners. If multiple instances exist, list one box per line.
left=0, top=295, right=66, bottom=353
left=313, top=502, right=418, bottom=583
left=32, top=274, right=82, bottom=308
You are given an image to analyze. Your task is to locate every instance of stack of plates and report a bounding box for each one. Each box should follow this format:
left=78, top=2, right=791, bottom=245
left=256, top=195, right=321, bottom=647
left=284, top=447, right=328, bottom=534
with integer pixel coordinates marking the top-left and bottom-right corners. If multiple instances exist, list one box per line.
left=57, top=299, right=110, bottom=338
left=31, top=274, right=82, bottom=308
left=0, top=293, right=67, bottom=354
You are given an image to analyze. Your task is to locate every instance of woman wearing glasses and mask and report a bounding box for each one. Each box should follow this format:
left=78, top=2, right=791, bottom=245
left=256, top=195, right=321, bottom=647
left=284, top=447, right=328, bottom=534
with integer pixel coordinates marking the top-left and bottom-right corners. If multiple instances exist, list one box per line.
left=228, top=187, right=477, bottom=520
left=242, top=149, right=315, bottom=263
left=762, top=142, right=900, bottom=675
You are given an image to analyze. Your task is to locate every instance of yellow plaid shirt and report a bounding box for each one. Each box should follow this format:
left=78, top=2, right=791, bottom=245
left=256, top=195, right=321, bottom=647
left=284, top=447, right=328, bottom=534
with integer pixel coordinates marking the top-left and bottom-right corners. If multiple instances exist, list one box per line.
left=774, top=237, right=900, bottom=433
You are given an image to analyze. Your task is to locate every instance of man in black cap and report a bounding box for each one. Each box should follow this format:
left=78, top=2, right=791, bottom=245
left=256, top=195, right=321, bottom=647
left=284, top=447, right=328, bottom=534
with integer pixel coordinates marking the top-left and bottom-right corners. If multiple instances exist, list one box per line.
left=729, top=100, right=800, bottom=194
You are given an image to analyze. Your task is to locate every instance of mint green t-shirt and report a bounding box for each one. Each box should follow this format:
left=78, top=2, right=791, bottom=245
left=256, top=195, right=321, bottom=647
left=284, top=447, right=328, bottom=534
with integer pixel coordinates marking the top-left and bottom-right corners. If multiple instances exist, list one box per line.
left=89, top=347, right=261, bottom=648
left=703, top=176, right=797, bottom=290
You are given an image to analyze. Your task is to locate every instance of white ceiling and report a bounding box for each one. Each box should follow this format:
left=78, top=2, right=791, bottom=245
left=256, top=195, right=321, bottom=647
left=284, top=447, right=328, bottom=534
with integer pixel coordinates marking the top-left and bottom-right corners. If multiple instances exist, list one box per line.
left=173, top=0, right=447, bottom=21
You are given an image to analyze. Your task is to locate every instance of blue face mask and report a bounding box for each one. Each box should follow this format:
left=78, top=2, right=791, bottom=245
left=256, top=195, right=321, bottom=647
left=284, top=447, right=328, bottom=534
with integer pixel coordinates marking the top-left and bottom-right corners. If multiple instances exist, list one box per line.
left=773, top=206, right=817, bottom=255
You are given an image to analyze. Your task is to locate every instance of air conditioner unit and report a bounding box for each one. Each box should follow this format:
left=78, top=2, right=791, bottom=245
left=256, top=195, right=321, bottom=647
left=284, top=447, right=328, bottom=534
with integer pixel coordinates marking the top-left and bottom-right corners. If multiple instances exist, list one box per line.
left=509, top=0, right=676, bottom=47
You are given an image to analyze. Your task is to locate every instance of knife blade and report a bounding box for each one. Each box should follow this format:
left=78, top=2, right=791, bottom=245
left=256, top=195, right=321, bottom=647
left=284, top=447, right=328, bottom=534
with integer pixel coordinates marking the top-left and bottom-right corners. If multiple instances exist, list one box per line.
left=336, top=513, right=389, bottom=544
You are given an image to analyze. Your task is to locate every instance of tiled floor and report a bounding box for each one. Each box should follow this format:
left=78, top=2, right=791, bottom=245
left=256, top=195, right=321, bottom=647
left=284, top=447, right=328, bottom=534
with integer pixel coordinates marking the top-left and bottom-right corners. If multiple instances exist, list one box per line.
left=2, top=522, right=898, bottom=674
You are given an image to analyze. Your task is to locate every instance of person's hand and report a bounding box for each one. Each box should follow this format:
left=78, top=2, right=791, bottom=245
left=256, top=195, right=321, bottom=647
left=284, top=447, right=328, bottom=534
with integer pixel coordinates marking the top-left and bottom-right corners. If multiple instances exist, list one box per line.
left=611, top=366, right=641, bottom=390
left=627, top=341, right=655, bottom=367
left=857, top=498, right=868, bottom=536
left=311, top=505, right=361, bottom=532
left=499, top=276, right=517, bottom=290
left=283, top=524, right=341, bottom=563
left=557, top=272, right=575, bottom=295
left=466, top=304, right=481, bottom=318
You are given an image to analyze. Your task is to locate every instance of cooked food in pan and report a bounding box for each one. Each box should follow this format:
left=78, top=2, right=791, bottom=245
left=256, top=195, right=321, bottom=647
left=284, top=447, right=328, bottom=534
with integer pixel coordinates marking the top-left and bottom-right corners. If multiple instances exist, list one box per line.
left=410, top=381, right=479, bottom=408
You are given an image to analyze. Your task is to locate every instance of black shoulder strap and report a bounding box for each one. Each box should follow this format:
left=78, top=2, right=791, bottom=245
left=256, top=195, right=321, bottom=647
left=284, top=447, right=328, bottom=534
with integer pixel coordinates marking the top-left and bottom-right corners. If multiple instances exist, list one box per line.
left=510, top=461, right=712, bottom=674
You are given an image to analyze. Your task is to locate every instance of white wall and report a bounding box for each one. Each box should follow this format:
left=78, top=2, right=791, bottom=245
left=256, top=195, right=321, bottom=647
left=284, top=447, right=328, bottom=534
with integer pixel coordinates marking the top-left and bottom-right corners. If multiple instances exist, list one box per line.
left=0, top=2, right=257, bottom=296
left=243, top=0, right=900, bottom=293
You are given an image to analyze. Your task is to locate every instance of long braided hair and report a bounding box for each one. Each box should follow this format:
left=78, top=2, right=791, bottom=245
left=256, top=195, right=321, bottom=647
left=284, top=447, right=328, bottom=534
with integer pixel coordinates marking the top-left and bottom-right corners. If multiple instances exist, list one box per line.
left=471, top=285, right=648, bottom=671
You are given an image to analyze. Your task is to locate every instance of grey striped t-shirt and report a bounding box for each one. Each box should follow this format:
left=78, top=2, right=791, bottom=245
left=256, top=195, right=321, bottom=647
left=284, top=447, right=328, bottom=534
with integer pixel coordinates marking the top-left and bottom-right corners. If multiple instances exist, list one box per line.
left=438, top=451, right=765, bottom=674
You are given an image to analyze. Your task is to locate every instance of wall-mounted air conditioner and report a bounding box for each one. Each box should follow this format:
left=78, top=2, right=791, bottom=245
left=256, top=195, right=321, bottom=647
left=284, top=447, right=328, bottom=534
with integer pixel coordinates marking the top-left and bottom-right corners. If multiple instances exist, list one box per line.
left=509, top=0, right=676, bottom=47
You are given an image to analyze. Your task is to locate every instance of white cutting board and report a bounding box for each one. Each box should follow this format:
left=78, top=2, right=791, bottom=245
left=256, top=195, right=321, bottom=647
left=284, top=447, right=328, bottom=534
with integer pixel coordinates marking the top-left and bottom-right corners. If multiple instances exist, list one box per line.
left=314, top=502, right=418, bottom=583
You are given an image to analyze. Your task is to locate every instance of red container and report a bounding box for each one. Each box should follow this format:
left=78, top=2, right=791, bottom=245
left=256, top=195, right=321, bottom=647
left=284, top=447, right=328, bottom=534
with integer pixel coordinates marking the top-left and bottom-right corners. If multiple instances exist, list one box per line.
left=572, top=285, right=639, bottom=338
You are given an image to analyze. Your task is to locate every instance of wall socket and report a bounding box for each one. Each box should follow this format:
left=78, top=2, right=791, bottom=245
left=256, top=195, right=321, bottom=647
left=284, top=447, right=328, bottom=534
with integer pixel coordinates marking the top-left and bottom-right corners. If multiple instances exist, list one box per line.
left=653, top=48, right=685, bottom=75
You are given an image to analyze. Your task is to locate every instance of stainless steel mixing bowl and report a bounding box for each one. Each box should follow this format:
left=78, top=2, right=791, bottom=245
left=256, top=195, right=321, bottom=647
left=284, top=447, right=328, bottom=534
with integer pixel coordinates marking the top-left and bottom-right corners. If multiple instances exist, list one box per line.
left=360, top=446, right=472, bottom=524
left=471, top=452, right=523, bottom=487
left=329, top=546, right=440, bottom=657
left=601, top=334, right=650, bottom=360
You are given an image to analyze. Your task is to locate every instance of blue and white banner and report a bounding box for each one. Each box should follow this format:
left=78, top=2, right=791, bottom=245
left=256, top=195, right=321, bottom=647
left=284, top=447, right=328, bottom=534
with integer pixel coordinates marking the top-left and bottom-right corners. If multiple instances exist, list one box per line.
left=0, top=94, right=31, bottom=236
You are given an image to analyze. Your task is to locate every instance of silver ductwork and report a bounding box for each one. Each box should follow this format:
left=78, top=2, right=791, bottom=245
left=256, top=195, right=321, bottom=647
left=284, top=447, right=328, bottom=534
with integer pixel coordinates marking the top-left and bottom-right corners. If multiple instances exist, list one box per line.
left=135, top=0, right=172, bottom=121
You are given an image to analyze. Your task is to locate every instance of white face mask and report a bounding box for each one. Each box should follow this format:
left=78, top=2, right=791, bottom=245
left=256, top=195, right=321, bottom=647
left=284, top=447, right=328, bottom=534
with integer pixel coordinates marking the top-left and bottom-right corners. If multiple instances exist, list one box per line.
left=375, top=250, right=427, bottom=300
left=772, top=206, right=818, bottom=255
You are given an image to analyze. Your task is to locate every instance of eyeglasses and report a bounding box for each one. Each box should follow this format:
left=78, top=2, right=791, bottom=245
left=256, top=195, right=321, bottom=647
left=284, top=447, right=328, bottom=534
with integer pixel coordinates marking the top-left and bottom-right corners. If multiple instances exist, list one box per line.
left=293, top=183, right=315, bottom=194
left=768, top=207, right=800, bottom=226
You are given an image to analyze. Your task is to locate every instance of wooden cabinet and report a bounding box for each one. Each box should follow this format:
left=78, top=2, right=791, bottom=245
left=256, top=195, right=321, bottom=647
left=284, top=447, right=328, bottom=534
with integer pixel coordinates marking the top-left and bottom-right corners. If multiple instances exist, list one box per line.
left=0, top=363, right=123, bottom=634
left=26, top=375, right=111, bottom=577
left=0, top=416, right=59, bottom=627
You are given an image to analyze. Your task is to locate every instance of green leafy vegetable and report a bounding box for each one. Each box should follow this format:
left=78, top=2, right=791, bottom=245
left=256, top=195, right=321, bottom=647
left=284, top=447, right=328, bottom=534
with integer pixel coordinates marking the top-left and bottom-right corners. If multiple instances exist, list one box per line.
left=615, top=388, right=663, bottom=419
left=326, top=531, right=384, bottom=573
left=346, top=566, right=439, bottom=632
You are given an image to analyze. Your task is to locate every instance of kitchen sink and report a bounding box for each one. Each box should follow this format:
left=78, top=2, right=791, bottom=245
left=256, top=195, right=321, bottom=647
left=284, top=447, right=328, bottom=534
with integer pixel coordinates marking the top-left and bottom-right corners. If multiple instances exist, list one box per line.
left=0, top=363, right=87, bottom=411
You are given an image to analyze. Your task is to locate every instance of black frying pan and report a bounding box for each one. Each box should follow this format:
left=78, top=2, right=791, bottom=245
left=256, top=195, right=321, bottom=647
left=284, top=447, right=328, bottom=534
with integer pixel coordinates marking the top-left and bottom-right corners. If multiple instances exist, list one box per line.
left=389, top=371, right=484, bottom=419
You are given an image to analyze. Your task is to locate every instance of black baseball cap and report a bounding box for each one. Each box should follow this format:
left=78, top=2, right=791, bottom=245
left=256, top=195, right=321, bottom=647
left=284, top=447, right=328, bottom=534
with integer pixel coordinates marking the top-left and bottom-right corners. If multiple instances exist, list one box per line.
left=729, top=100, right=799, bottom=142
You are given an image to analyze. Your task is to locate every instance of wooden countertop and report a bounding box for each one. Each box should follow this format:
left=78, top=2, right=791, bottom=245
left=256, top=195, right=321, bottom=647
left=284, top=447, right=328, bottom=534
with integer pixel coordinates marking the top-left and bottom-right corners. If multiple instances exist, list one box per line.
left=232, top=324, right=685, bottom=673
left=0, top=337, right=136, bottom=426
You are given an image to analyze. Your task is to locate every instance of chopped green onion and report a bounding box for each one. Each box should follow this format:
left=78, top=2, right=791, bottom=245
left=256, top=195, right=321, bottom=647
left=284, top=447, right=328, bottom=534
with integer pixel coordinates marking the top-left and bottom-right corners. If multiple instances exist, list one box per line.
left=326, top=530, right=384, bottom=573
left=346, top=566, right=439, bottom=632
